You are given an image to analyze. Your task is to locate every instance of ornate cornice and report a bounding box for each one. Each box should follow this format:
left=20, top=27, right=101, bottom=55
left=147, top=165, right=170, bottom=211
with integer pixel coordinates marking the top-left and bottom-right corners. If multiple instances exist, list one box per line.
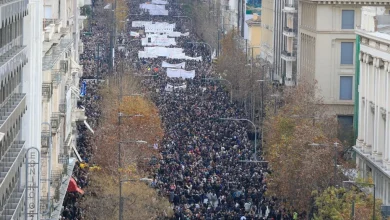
left=307, top=0, right=390, bottom=5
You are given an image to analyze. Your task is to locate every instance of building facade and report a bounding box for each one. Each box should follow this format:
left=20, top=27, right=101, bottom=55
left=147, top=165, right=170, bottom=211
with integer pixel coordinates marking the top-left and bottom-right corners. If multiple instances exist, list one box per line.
left=298, top=0, right=364, bottom=136
left=246, top=13, right=262, bottom=59
left=281, top=0, right=298, bottom=86
left=40, top=0, right=87, bottom=218
left=354, top=6, right=390, bottom=206
left=259, top=0, right=274, bottom=79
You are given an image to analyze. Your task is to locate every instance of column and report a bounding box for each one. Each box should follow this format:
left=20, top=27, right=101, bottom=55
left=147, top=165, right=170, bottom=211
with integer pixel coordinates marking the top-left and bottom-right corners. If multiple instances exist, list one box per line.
left=357, top=52, right=365, bottom=147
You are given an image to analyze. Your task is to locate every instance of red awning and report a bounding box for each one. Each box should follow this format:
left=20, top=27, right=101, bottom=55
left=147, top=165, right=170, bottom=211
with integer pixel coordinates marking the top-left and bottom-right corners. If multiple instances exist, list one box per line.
left=67, top=177, right=84, bottom=194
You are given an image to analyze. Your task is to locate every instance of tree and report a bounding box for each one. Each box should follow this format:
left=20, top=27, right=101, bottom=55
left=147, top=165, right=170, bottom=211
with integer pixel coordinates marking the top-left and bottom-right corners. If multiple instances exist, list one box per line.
left=93, top=74, right=164, bottom=175
left=104, top=0, right=128, bottom=32
left=313, top=186, right=382, bottom=220
left=263, top=80, right=340, bottom=213
left=80, top=73, right=170, bottom=219
left=80, top=172, right=173, bottom=220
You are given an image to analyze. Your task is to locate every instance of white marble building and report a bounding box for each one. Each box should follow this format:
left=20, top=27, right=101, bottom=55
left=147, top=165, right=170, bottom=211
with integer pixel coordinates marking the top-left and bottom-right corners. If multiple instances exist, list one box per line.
left=354, top=6, right=390, bottom=206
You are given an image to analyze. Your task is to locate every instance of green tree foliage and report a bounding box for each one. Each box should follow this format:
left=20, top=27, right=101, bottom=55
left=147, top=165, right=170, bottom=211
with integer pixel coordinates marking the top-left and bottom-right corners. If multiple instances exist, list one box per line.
left=313, top=186, right=381, bottom=220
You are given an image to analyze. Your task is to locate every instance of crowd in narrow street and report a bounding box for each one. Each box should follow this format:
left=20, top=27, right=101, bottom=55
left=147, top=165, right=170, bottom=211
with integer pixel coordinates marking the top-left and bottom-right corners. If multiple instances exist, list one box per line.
left=61, top=0, right=297, bottom=219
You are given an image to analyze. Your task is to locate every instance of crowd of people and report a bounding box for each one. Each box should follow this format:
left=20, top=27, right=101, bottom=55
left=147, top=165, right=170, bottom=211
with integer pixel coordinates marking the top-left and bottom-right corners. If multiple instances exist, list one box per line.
left=60, top=0, right=300, bottom=219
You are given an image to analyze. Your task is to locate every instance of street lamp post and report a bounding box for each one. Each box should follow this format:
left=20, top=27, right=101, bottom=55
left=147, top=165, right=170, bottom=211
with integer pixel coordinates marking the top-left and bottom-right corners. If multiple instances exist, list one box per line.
left=118, top=140, right=147, bottom=220
left=343, top=181, right=376, bottom=220
left=203, top=77, right=233, bottom=102
left=220, top=118, right=258, bottom=160
left=309, top=142, right=340, bottom=186
left=256, top=79, right=265, bottom=150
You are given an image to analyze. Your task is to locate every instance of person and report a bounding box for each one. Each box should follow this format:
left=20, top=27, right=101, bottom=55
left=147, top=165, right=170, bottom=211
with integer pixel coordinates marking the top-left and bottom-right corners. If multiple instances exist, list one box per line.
left=293, top=211, right=298, bottom=220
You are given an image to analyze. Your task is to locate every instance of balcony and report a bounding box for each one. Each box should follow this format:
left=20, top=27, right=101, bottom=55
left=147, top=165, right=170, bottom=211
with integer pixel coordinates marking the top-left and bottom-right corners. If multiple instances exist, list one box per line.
left=0, top=140, right=26, bottom=206
left=283, top=4, right=297, bottom=13
left=283, top=27, right=296, bottom=37
left=59, top=99, right=67, bottom=114
left=0, top=181, right=25, bottom=220
left=73, top=108, right=87, bottom=122
left=0, top=45, right=28, bottom=84
left=51, top=71, right=62, bottom=87
left=0, top=93, right=26, bottom=134
left=42, top=83, right=53, bottom=100
left=0, top=0, right=28, bottom=29
left=51, top=113, right=63, bottom=133
left=42, top=158, right=76, bottom=220
left=42, top=39, right=73, bottom=71
left=281, top=51, right=297, bottom=62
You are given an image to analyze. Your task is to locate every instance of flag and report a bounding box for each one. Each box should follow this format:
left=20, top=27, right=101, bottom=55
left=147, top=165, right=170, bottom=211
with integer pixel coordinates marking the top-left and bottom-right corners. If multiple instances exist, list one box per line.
left=67, top=177, right=84, bottom=194
left=80, top=81, right=87, bottom=97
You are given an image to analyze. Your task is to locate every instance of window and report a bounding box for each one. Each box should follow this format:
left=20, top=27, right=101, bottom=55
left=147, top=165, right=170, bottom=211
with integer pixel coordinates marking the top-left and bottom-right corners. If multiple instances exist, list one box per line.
left=340, top=76, right=353, bottom=100
left=341, top=42, right=353, bottom=65
left=337, top=115, right=354, bottom=144
left=342, top=10, right=355, bottom=29
left=44, top=6, right=52, bottom=19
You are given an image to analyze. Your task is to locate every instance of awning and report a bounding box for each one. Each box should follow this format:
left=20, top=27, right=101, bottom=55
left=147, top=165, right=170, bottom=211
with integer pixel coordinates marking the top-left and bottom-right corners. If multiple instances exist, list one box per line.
left=67, top=177, right=84, bottom=194
left=72, top=144, right=83, bottom=162
left=70, top=86, right=80, bottom=98
left=84, top=120, right=94, bottom=134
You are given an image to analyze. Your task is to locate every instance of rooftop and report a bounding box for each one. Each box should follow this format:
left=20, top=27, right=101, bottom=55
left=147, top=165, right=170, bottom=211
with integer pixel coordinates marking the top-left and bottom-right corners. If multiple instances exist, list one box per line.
left=358, top=14, right=390, bottom=42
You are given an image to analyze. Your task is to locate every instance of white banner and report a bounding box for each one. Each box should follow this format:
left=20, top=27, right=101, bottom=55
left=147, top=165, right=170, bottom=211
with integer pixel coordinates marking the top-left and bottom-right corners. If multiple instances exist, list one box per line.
left=162, top=61, right=185, bottom=68
left=138, top=47, right=202, bottom=61
left=132, top=21, right=173, bottom=27
left=167, top=68, right=195, bottom=79
left=148, top=8, right=169, bottom=16
left=152, top=0, right=168, bottom=4
left=165, top=83, right=187, bottom=92
left=130, top=31, right=140, bottom=37
left=140, top=3, right=165, bottom=10
left=168, top=32, right=190, bottom=37
left=145, top=23, right=175, bottom=33
left=142, top=34, right=176, bottom=46
left=140, top=3, right=168, bottom=16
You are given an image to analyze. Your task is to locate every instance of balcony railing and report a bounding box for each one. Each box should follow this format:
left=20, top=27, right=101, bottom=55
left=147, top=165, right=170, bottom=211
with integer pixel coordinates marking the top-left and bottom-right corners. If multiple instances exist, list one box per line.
left=283, top=27, right=296, bottom=37
left=51, top=113, right=64, bottom=133
left=59, top=99, right=67, bottom=114
left=0, top=93, right=26, bottom=133
left=0, top=0, right=28, bottom=29
left=0, top=180, right=25, bottom=220
left=0, top=45, right=27, bottom=84
left=0, top=140, right=26, bottom=208
left=51, top=71, right=62, bottom=87
left=42, top=83, right=53, bottom=100
left=283, top=4, right=297, bottom=13
left=42, top=39, right=73, bottom=71
left=41, top=130, right=51, bottom=148
left=281, top=51, right=297, bottom=62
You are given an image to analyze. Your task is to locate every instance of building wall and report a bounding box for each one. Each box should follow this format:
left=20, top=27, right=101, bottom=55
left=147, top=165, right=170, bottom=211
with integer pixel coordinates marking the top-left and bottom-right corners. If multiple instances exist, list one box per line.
left=354, top=7, right=390, bottom=205
left=248, top=24, right=262, bottom=58
left=299, top=1, right=361, bottom=117
left=22, top=0, right=43, bottom=218
left=260, top=0, right=274, bottom=64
